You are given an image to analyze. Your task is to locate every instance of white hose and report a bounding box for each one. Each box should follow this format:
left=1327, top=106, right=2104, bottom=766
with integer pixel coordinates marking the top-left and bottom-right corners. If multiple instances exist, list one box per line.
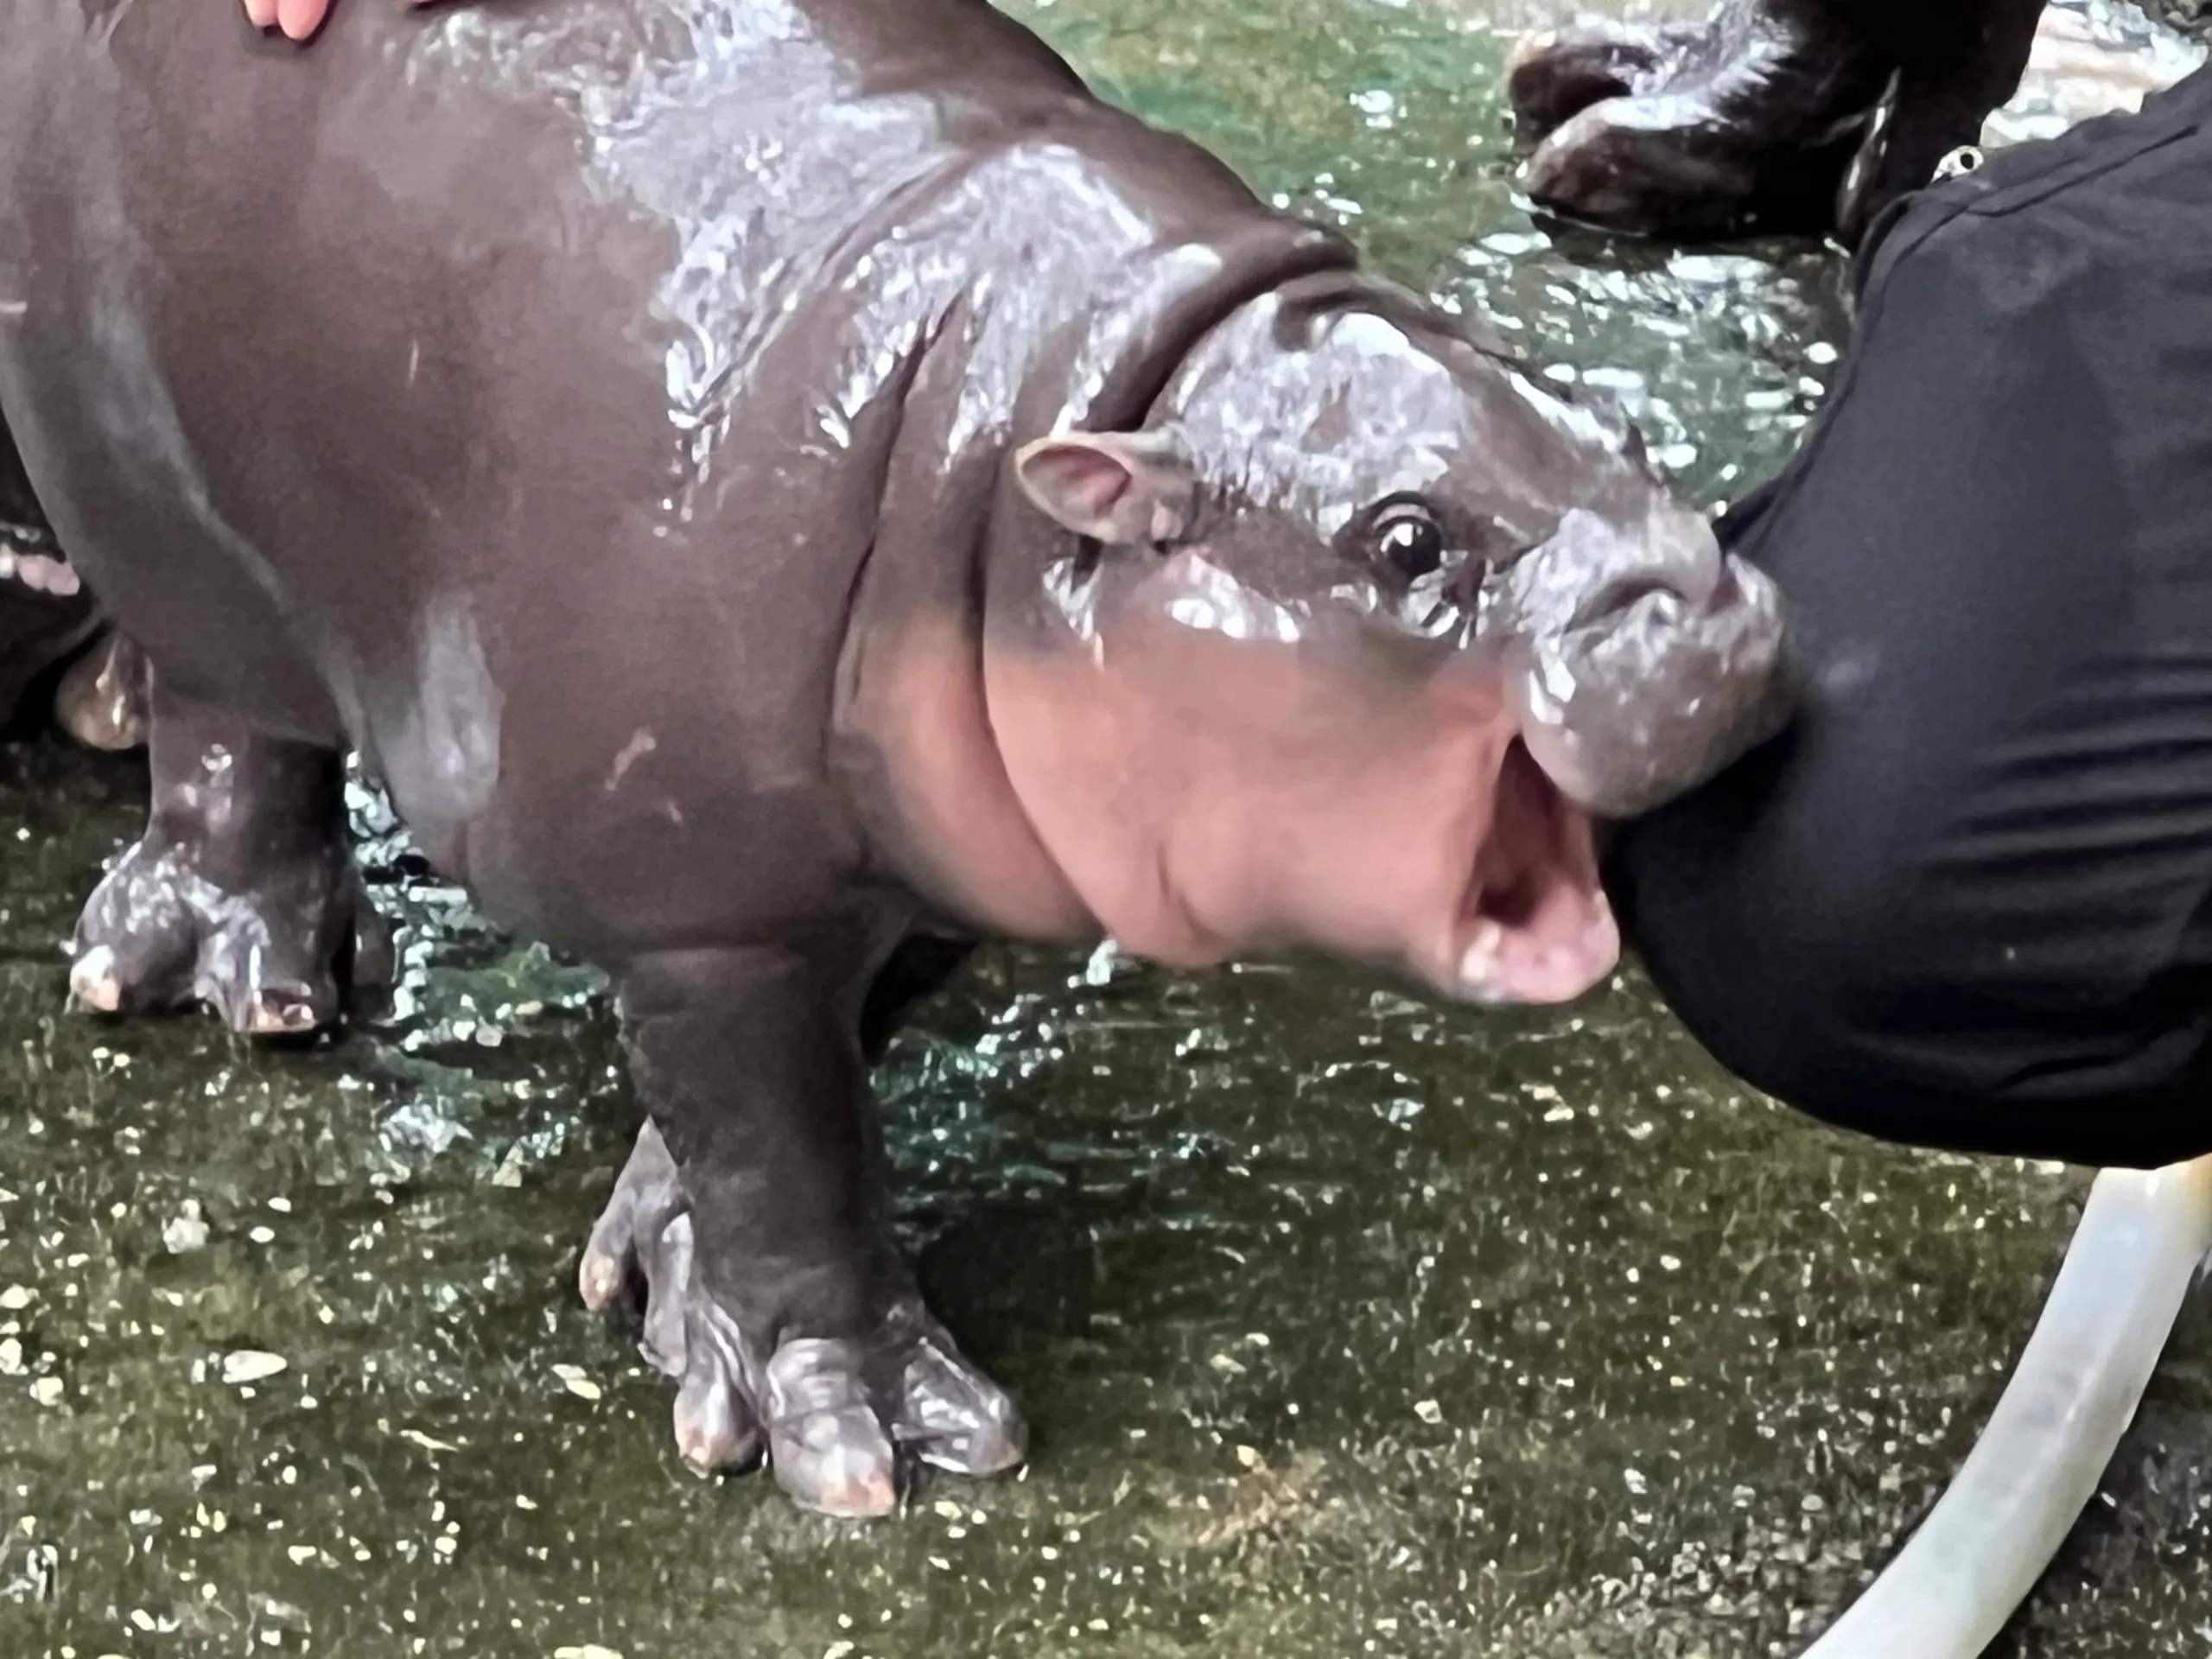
left=1801, top=1154, right=2212, bottom=1657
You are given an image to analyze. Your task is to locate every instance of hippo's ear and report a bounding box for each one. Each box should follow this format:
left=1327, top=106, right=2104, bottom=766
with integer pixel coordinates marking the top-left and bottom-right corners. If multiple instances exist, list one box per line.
left=1014, top=429, right=1192, bottom=545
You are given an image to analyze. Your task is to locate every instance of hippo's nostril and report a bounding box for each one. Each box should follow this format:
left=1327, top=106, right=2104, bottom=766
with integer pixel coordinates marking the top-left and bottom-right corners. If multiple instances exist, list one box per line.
left=1570, top=574, right=1679, bottom=631
left=1505, top=505, right=1726, bottom=643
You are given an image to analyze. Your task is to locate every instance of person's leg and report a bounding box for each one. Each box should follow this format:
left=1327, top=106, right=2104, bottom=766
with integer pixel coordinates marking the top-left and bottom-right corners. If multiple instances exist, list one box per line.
left=1606, top=74, right=2212, bottom=1167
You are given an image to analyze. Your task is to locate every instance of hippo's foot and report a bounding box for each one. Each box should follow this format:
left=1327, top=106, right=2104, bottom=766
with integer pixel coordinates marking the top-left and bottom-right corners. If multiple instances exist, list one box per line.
left=72, top=830, right=389, bottom=1035
left=54, top=632, right=150, bottom=753
left=578, top=1122, right=1027, bottom=1517
left=0, top=498, right=100, bottom=736
left=70, top=691, right=390, bottom=1035
left=1507, top=7, right=1893, bottom=241
left=0, top=537, right=77, bottom=595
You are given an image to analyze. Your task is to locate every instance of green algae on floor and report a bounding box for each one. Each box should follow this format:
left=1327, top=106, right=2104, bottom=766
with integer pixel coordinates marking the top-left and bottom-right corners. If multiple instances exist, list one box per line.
left=4, top=3, right=2212, bottom=1657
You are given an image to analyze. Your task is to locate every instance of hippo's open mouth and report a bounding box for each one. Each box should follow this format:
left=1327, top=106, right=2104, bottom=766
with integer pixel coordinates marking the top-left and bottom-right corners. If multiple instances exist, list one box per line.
left=1453, top=738, right=1620, bottom=1005
left=0, top=546, right=79, bottom=596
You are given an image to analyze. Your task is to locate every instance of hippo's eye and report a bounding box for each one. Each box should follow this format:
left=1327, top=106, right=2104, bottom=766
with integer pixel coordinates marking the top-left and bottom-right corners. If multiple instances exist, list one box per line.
left=1373, top=506, right=1444, bottom=581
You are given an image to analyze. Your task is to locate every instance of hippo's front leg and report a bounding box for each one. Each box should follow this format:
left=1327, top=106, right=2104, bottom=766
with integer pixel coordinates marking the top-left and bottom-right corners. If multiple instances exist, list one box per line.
left=71, top=681, right=390, bottom=1033
left=582, top=946, right=1022, bottom=1517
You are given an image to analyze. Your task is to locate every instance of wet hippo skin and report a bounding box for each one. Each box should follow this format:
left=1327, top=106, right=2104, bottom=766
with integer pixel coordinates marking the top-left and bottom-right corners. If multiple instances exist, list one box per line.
left=0, top=0, right=1787, bottom=1515
left=1510, top=0, right=2048, bottom=245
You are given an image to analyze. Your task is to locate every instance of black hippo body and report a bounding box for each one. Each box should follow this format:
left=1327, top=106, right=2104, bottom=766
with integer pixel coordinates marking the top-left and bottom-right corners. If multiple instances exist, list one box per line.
left=0, top=0, right=1785, bottom=1512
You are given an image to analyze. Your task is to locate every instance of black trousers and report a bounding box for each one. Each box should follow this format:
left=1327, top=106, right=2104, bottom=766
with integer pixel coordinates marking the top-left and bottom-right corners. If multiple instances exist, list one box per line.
left=1605, top=62, right=2212, bottom=1169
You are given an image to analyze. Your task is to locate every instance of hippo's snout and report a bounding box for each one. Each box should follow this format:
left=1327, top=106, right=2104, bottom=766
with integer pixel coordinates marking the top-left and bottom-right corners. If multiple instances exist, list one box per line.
left=1497, top=505, right=1791, bottom=819
left=1515, top=502, right=1724, bottom=633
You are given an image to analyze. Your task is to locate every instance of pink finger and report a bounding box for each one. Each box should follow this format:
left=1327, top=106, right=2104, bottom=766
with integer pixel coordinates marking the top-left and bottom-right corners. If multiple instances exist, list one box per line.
left=276, top=0, right=331, bottom=39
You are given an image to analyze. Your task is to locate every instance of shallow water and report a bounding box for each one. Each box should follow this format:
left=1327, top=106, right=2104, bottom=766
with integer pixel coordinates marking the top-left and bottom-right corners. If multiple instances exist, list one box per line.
left=4, top=3, right=2212, bottom=1656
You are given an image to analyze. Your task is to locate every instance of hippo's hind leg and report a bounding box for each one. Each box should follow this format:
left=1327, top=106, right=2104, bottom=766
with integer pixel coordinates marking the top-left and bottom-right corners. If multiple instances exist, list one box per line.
left=0, top=405, right=149, bottom=749
left=54, top=632, right=150, bottom=753
left=0, top=409, right=104, bottom=735
left=0, top=553, right=98, bottom=738
left=578, top=940, right=1021, bottom=1517
left=71, top=677, right=390, bottom=1034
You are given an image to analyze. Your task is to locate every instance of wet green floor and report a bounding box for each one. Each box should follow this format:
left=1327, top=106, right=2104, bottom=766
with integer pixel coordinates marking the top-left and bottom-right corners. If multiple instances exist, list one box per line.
left=6, top=2, right=2212, bottom=1656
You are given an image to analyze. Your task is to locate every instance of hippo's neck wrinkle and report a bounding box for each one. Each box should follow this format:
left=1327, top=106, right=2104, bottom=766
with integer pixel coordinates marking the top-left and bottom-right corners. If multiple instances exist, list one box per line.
left=835, top=603, right=1101, bottom=943
left=830, top=219, right=1352, bottom=946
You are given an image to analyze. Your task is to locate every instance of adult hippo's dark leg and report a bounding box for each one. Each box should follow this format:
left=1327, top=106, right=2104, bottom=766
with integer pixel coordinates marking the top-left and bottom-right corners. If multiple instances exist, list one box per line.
left=578, top=944, right=1020, bottom=1516
left=1509, top=0, right=2045, bottom=245
left=71, top=678, right=389, bottom=1034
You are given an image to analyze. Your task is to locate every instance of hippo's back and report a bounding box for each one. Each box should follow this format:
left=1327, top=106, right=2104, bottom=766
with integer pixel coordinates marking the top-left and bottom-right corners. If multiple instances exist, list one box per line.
left=0, top=0, right=1261, bottom=716
left=0, top=0, right=1284, bottom=934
